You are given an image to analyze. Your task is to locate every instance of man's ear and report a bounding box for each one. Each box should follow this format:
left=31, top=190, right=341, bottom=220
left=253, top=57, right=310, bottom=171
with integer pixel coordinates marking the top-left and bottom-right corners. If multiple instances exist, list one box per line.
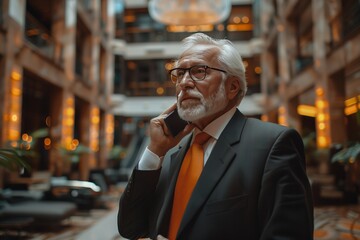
left=226, top=77, right=240, bottom=100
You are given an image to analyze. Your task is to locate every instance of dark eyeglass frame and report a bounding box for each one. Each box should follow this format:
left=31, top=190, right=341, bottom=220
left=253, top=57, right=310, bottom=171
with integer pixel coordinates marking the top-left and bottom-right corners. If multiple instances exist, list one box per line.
left=168, top=65, right=227, bottom=84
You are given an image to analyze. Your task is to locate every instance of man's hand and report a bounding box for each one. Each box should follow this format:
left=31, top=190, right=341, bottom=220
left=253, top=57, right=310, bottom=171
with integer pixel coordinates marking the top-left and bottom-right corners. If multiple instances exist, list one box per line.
left=147, top=103, right=194, bottom=157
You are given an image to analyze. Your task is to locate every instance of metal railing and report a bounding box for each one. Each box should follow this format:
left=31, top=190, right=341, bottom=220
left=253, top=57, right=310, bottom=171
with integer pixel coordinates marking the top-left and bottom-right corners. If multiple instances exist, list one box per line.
left=25, top=12, right=54, bottom=59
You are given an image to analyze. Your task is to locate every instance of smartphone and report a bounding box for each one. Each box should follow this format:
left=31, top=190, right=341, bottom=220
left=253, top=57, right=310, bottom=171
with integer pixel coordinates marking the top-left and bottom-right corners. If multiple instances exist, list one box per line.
left=164, top=108, right=189, bottom=137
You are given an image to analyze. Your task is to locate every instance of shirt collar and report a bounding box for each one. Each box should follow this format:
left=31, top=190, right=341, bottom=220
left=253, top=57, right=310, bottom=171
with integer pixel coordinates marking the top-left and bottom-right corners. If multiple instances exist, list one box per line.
left=194, top=106, right=237, bottom=140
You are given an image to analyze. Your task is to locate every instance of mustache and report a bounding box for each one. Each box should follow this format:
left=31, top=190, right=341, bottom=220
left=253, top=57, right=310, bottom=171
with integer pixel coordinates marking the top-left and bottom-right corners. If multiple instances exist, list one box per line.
left=178, top=89, right=203, bottom=100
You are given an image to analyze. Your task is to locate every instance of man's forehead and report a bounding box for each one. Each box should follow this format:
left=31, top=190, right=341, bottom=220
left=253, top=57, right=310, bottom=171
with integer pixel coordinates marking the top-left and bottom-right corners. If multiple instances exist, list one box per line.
left=179, top=44, right=220, bottom=62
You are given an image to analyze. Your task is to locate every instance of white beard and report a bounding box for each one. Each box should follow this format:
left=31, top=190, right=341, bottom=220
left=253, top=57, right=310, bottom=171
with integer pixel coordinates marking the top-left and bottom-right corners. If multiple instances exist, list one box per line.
left=177, top=82, right=228, bottom=122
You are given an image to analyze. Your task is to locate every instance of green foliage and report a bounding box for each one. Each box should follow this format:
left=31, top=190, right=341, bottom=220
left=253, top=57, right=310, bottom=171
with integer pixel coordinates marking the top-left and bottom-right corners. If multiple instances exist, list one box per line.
left=108, top=145, right=126, bottom=161
left=5, top=128, right=49, bottom=162
left=58, top=144, right=92, bottom=164
left=0, top=128, right=49, bottom=173
left=0, top=148, right=31, bottom=172
left=332, top=142, right=360, bottom=164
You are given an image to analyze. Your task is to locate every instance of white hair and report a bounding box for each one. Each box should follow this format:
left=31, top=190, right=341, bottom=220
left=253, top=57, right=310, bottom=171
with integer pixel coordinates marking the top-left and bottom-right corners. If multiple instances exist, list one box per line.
left=178, top=33, right=247, bottom=102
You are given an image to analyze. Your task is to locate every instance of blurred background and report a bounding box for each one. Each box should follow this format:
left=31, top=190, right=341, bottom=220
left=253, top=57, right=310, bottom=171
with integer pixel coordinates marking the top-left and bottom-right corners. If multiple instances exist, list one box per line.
left=0, top=0, right=359, bottom=239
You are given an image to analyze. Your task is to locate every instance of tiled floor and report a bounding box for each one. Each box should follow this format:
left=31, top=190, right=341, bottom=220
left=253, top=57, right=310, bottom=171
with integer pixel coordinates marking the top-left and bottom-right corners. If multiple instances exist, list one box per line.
left=1, top=186, right=359, bottom=240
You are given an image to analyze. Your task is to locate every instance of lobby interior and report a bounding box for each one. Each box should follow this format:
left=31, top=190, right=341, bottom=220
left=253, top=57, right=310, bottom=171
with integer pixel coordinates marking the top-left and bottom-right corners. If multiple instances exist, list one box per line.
left=0, top=0, right=359, bottom=239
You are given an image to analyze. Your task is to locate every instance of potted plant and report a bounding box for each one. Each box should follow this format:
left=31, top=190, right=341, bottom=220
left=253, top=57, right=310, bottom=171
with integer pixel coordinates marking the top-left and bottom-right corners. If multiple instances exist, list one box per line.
left=4, top=128, right=49, bottom=176
left=58, top=143, right=92, bottom=175
left=0, top=148, right=31, bottom=173
left=331, top=142, right=360, bottom=203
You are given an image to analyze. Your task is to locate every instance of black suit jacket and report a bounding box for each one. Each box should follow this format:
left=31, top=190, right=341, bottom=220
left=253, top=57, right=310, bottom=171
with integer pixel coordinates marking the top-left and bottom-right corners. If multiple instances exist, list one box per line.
left=118, top=110, right=314, bottom=240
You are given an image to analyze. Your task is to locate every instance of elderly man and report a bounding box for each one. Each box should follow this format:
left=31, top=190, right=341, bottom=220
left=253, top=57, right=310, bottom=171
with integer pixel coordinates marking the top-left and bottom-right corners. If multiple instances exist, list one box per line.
left=118, top=33, right=314, bottom=240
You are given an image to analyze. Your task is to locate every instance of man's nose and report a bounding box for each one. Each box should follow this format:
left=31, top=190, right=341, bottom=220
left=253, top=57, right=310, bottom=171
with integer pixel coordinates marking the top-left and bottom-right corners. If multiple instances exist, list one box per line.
left=178, top=71, right=193, bottom=86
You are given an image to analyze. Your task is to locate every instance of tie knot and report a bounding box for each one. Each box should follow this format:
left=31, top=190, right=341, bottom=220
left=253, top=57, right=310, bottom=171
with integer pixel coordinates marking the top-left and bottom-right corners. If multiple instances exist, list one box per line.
left=194, top=132, right=211, bottom=145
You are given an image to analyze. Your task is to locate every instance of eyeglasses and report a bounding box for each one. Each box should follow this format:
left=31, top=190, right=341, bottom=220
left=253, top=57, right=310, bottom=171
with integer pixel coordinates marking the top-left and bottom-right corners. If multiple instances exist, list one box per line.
left=168, top=65, right=227, bottom=84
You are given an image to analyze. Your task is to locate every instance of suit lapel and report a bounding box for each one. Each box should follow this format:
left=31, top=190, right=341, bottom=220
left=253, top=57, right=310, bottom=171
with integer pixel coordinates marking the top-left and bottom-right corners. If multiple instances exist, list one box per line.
left=177, top=110, right=247, bottom=238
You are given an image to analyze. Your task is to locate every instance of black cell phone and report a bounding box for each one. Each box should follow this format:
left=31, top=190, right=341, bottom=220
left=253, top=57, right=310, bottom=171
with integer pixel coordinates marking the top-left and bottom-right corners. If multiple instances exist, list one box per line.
left=164, top=108, right=188, bottom=137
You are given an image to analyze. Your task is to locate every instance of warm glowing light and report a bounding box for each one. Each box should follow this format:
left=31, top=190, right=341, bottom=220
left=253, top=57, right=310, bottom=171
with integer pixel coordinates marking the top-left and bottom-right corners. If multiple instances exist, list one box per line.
left=317, top=136, right=327, bottom=148
left=187, top=25, right=200, bottom=32
left=233, top=16, right=241, bottom=23
left=92, top=116, right=100, bottom=124
left=11, top=88, right=22, bottom=96
left=316, top=88, right=324, bottom=96
left=261, top=115, right=268, bottom=122
left=278, top=106, right=286, bottom=114
left=316, top=100, right=326, bottom=109
left=72, top=139, right=79, bottom=146
left=167, top=25, right=186, bottom=32
left=344, top=105, right=358, bottom=115
left=22, top=134, right=29, bottom=141
left=254, top=67, right=262, bottom=74
left=65, top=118, right=74, bottom=126
left=227, top=24, right=253, bottom=31
left=90, top=107, right=100, bottom=154
left=66, top=97, right=73, bottom=105
left=105, top=114, right=114, bottom=151
left=165, top=62, right=174, bottom=70
left=241, top=16, right=249, bottom=23
left=44, top=138, right=51, bottom=146
left=157, top=87, right=165, bottom=95
left=124, top=15, right=136, bottom=22
left=11, top=71, right=21, bottom=81
left=317, top=113, right=325, bottom=122
left=148, top=0, right=231, bottom=26
left=11, top=114, right=18, bottom=122
left=69, top=144, right=76, bottom=151
left=278, top=106, right=287, bottom=126
left=106, top=126, right=113, bottom=133
left=9, top=129, right=20, bottom=140
left=345, top=97, right=357, bottom=107
left=66, top=108, right=74, bottom=116
left=318, top=122, right=325, bottom=130
left=243, top=61, right=248, bottom=68
left=167, top=24, right=213, bottom=32
left=278, top=116, right=287, bottom=126
left=297, top=105, right=317, bottom=117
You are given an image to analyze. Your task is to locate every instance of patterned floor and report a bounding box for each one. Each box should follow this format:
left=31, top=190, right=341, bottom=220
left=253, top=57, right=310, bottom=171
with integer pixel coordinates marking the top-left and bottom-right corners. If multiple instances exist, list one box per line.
left=314, top=205, right=360, bottom=240
left=1, top=189, right=359, bottom=239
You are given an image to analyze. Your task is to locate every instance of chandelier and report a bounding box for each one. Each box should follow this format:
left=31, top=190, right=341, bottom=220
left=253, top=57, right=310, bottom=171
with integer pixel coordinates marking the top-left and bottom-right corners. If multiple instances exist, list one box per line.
left=148, top=0, right=232, bottom=26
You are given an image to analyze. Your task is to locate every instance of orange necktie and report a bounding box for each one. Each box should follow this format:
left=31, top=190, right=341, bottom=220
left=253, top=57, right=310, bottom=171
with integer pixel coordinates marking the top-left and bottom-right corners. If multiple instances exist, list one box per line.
left=168, top=132, right=211, bottom=240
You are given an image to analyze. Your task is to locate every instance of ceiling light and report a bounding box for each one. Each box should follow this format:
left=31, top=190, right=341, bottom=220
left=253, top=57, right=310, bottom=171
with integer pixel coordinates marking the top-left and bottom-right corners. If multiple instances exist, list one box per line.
left=148, top=0, right=231, bottom=26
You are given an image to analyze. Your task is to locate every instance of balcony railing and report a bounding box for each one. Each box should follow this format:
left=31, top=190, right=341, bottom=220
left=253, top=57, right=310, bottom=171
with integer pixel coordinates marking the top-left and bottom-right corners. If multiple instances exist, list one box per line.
left=25, top=12, right=54, bottom=59
left=123, top=24, right=253, bottom=43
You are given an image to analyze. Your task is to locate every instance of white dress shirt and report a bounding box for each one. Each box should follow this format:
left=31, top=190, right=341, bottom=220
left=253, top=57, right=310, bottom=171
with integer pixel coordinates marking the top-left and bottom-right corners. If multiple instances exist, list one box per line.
left=138, top=107, right=237, bottom=170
